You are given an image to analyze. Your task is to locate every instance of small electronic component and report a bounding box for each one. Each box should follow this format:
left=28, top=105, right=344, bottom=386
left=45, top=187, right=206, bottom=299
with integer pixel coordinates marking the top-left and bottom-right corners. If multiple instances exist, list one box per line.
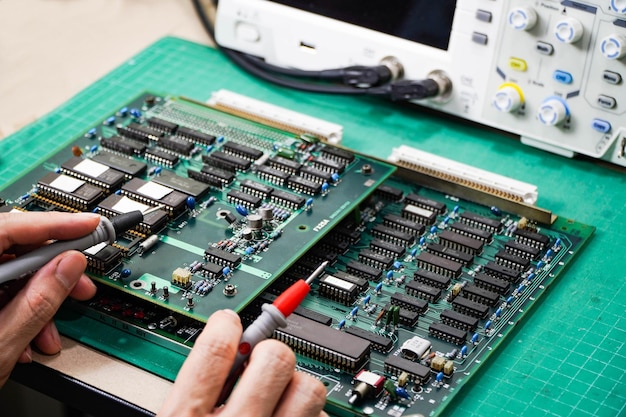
left=400, top=336, right=431, bottom=360
left=117, top=122, right=163, bottom=143
left=299, top=165, right=333, bottom=183
left=495, top=250, right=531, bottom=271
left=382, top=214, right=425, bottom=237
left=473, top=272, right=510, bottom=295
left=514, top=228, right=550, bottom=249
left=201, top=262, right=224, bottom=279
left=172, top=267, right=192, bottom=287
left=449, top=221, right=493, bottom=243
left=349, top=370, right=385, bottom=405
left=204, top=151, right=252, bottom=171
left=60, top=157, right=125, bottom=193
left=438, top=230, right=484, bottom=255
left=227, top=189, right=262, bottom=209
left=484, top=261, right=521, bottom=282
left=460, top=211, right=502, bottom=233
left=121, top=178, right=188, bottom=216
left=100, top=135, right=146, bottom=156
left=374, top=184, right=403, bottom=201
left=405, top=280, right=442, bottom=303
left=273, top=314, right=371, bottom=372
left=319, top=145, right=355, bottom=165
left=292, top=306, right=333, bottom=326
left=358, top=249, right=393, bottom=270
left=332, top=271, right=369, bottom=292
left=425, top=243, right=474, bottom=266
left=287, top=175, right=322, bottom=195
left=91, top=152, right=147, bottom=178
left=461, top=284, right=500, bottom=307
left=405, top=193, right=446, bottom=215
left=36, top=172, right=104, bottom=210
left=84, top=243, right=123, bottom=273
left=440, top=309, right=479, bottom=331
left=256, top=165, right=290, bottom=185
left=504, top=240, right=540, bottom=260
left=370, top=238, right=405, bottom=258
left=346, top=261, right=383, bottom=282
left=176, top=126, right=216, bottom=146
left=310, top=156, right=345, bottom=174
left=452, top=296, right=490, bottom=318
left=97, top=194, right=168, bottom=235
left=391, top=293, right=428, bottom=314
left=318, top=275, right=359, bottom=305
left=158, top=135, right=194, bottom=155
left=204, top=246, right=242, bottom=268
left=147, top=117, right=178, bottom=134
left=416, top=252, right=462, bottom=278
left=402, top=204, right=437, bottom=225
left=200, top=165, right=236, bottom=186
left=239, top=179, right=274, bottom=199
left=428, top=322, right=467, bottom=345
left=268, top=156, right=302, bottom=174
left=270, top=189, right=306, bottom=209
left=152, top=171, right=211, bottom=199
left=344, top=327, right=393, bottom=353
left=413, top=269, right=451, bottom=289
left=384, top=355, right=431, bottom=384
left=222, top=141, right=264, bottom=161
left=371, top=224, right=415, bottom=246
left=145, top=148, right=180, bottom=167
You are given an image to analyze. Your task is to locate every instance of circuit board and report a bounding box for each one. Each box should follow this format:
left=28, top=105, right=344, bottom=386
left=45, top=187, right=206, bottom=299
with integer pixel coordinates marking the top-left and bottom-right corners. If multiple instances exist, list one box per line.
left=0, top=92, right=594, bottom=417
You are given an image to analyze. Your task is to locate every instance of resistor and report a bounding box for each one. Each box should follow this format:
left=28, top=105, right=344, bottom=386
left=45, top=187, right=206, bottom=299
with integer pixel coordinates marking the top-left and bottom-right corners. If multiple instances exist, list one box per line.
left=364, top=304, right=377, bottom=314
left=206, top=145, right=214, bottom=153
left=445, top=349, right=458, bottom=359
left=452, top=205, right=459, bottom=217
left=394, top=275, right=406, bottom=286
left=202, top=197, right=217, bottom=208
left=526, top=272, right=536, bottom=282
left=191, top=262, right=203, bottom=273
left=375, top=309, right=386, bottom=325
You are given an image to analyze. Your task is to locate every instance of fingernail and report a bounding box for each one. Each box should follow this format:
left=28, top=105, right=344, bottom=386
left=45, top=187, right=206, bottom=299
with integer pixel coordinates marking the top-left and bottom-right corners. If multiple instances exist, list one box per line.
left=75, top=212, right=101, bottom=220
left=50, top=322, right=62, bottom=351
left=54, top=253, right=85, bottom=290
left=20, top=346, right=33, bottom=363
left=221, top=309, right=241, bottom=321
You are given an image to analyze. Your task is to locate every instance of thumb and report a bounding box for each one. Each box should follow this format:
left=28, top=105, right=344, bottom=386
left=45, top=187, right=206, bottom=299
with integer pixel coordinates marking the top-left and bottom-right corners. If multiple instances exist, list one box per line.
left=0, top=251, right=86, bottom=363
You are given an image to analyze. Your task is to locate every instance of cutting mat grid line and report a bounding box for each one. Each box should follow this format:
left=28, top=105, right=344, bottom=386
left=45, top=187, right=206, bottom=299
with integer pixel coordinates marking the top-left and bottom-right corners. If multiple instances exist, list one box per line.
left=0, top=37, right=624, bottom=417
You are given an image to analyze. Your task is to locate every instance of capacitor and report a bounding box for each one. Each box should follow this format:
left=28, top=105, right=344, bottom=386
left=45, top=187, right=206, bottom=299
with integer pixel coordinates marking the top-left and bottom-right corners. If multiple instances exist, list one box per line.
left=154, top=167, right=162, bottom=175
left=471, top=333, right=479, bottom=344
left=118, top=106, right=129, bottom=117
left=490, top=206, right=502, bottom=216
left=162, top=286, right=169, bottom=299
left=223, top=266, right=232, bottom=276
left=430, top=226, right=437, bottom=234
left=150, top=281, right=157, bottom=294
left=186, top=196, right=196, bottom=210
left=138, top=235, right=160, bottom=254
left=236, top=205, right=248, bottom=216
left=242, top=228, right=253, bottom=240
left=86, top=127, right=97, bottom=138
left=495, top=308, right=502, bottom=318
left=350, top=307, right=359, bottom=319
left=410, top=248, right=417, bottom=257
left=436, top=372, right=444, bottom=383
left=321, top=182, right=329, bottom=193
left=460, top=346, right=468, bottom=357
left=224, top=212, right=237, bottom=225
left=384, top=380, right=398, bottom=401
left=130, top=108, right=142, bottom=118
left=392, top=306, right=400, bottom=327
left=517, top=284, right=525, bottom=293
left=245, top=247, right=254, bottom=255
left=363, top=295, right=371, bottom=305
left=259, top=207, right=274, bottom=221
left=393, top=261, right=402, bottom=270
left=338, top=319, right=346, bottom=330
left=217, top=136, right=224, bottom=143
left=506, top=296, right=514, bottom=305
left=443, top=216, right=451, bottom=225
left=386, top=271, right=394, bottom=280
left=247, top=214, right=263, bottom=230
left=419, top=237, right=426, bottom=246
left=453, top=205, right=459, bottom=214
left=484, top=320, right=492, bottom=330
left=305, top=198, right=314, bottom=208
left=545, top=249, right=554, bottom=260
left=375, top=282, right=383, bottom=294
left=331, top=173, right=340, bottom=182
left=536, top=260, right=545, bottom=269
left=104, top=116, right=116, bottom=126
left=395, top=387, right=410, bottom=400
left=554, top=238, right=562, bottom=250
left=206, top=145, right=214, bottom=153
left=90, top=145, right=98, bottom=153
left=121, top=268, right=131, bottom=278
left=526, top=272, right=535, bottom=282
left=186, top=294, right=195, bottom=308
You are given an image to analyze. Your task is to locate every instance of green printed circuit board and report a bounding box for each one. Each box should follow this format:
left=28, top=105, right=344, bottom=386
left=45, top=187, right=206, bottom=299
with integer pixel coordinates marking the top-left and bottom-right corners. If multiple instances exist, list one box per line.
left=0, top=93, right=594, bottom=417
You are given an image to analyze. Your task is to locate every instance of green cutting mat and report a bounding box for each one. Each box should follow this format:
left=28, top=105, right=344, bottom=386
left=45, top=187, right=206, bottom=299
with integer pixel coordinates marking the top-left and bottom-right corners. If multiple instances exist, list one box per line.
left=0, top=37, right=624, bottom=417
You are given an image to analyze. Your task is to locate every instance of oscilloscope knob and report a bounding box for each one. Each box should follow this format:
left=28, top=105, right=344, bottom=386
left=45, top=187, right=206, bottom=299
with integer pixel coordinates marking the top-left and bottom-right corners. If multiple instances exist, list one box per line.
left=507, top=7, right=538, bottom=31
left=492, top=84, right=524, bottom=113
left=600, top=34, right=626, bottom=60
left=537, top=97, right=570, bottom=126
left=610, top=0, right=626, bottom=14
left=554, top=18, right=584, bottom=43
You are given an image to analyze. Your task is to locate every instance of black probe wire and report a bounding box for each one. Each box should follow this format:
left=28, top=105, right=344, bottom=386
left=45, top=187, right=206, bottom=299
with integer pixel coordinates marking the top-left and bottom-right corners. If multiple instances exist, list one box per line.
left=191, top=0, right=392, bottom=96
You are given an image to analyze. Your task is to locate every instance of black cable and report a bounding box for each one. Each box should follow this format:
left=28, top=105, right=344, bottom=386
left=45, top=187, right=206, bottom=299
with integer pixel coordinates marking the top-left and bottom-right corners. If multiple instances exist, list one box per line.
left=191, top=0, right=443, bottom=101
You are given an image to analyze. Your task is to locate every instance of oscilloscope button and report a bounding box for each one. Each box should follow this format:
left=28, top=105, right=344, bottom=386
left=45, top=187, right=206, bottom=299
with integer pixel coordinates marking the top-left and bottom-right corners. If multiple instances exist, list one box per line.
left=553, top=70, right=573, bottom=84
left=600, top=34, right=626, bottom=60
left=536, top=41, right=554, bottom=55
left=603, top=70, right=623, bottom=84
left=537, top=97, right=570, bottom=126
left=508, top=7, right=538, bottom=31
left=610, top=0, right=626, bottom=14
left=554, top=18, right=584, bottom=44
left=597, top=95, right=617, bottom=109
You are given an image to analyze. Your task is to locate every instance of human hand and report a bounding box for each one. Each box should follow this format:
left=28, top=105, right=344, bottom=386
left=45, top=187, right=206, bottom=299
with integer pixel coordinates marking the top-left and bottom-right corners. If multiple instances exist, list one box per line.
left=0, top=211, right=100, bottom=387
left=158, top=309, right=328, bottom=417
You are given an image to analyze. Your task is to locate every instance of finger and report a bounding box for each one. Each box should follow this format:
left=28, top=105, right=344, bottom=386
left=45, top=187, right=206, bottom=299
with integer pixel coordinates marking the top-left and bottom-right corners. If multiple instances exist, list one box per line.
left=224, top=339, right=296, bottom=417
left=33, top=321, right=63, bottom=355
left=0, top=250, right=86, bottom=363
left=17, top=345, right=32, bottom=364
left=68, top=274, right=97, bottom=301
left=0, top=212, right=100, bottom=253
left=272, top=372, right=327, bottom=417
left=157, top=310, right=242, bottom=417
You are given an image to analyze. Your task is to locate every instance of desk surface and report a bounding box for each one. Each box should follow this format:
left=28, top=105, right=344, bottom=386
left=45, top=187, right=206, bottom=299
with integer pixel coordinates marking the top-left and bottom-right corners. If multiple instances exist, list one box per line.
left=1, top=4, right=625, bottom=417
